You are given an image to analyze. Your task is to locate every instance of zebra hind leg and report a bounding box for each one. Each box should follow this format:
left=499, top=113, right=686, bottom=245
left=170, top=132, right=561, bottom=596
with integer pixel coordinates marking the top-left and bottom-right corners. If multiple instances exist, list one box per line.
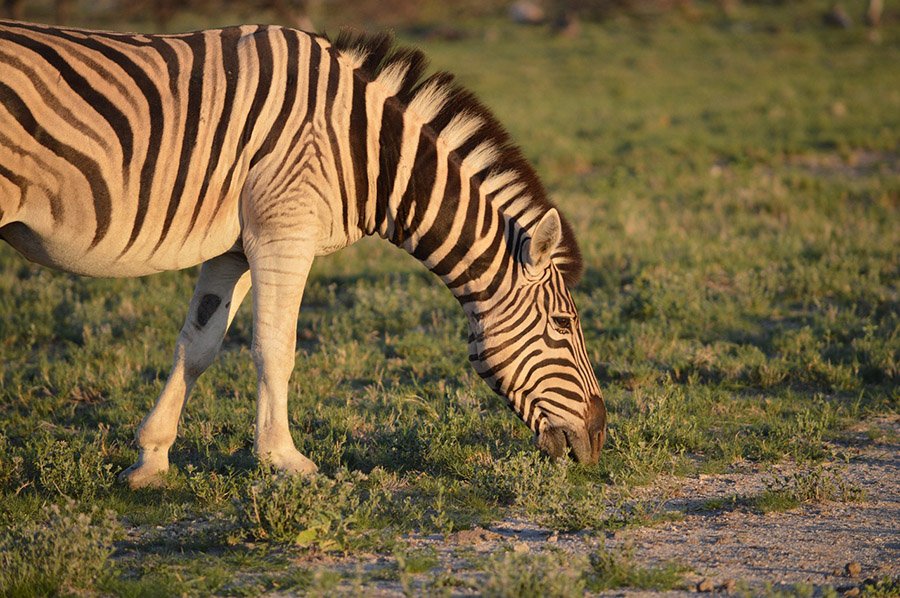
left=120, top=251, right=251, bottom=489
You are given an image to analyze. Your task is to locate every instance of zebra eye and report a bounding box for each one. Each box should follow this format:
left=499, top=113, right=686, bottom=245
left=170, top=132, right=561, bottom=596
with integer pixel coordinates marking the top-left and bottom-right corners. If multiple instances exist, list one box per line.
left=551, top=315, right=573, bottom=333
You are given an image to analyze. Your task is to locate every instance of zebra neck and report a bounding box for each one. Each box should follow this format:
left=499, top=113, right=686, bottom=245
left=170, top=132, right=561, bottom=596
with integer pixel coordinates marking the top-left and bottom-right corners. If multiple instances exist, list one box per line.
left=368, top=159, right=525, bottom=315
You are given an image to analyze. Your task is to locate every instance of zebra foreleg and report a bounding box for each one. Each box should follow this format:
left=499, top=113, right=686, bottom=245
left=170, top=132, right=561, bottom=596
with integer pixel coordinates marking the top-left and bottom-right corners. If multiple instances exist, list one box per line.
left=120, top=250, right=251, bottom=488
left=245, top=226, right=318, bottom=476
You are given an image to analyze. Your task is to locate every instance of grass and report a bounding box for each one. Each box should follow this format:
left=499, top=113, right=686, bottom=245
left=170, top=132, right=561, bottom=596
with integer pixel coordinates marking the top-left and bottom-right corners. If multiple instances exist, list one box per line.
left=586, top=541, right=685, bottom=592
left=1, top=1, right=898, bottom=593
left=0, top=499, right=121, bottom=596
left=477, top=542, right=685, bottom=597
left=750, top=466, right=867, bottom=513
left=698, top=465, right=867, bottom=514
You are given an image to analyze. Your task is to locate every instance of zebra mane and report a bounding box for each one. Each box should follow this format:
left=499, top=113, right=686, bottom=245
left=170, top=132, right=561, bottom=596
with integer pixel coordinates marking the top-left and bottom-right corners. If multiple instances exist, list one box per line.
left=331, top=30, right=584, bottom=286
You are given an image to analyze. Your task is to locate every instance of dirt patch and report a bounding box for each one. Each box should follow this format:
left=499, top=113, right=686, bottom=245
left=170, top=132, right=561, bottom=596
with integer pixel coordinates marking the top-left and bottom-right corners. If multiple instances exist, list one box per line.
left=318, top=419, right=899, bottom=595
left=620, top=447, right=898, bottom=593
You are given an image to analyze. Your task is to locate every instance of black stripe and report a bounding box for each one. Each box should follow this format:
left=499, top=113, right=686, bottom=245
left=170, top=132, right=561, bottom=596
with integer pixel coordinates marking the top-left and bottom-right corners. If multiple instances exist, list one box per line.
left=397, top=129, right=437, bottom=240
left=476, top=336, right=543, bottom=380
left=375, top=97, right=404, bottom=236
left=323, top=52, right=351, bottom=236
left=515, top=366, right=584, bottom=399
left=185, top=26, right=241, bottom=241
left=411, top=157, right=461, bottom=266
left=526, top=396, right=583, bottom=425
left=304, top=37, right=320, bottom=125
left=249, top=28, right=299, bottom=170
left=446, top=207, right=503, bottom=290
left=207, top=26, right=274, bottom=232
left=0, top=163, right=28, bottom=211
left=0, top=131, right=60, bottom=218
left=348, top=70, right=369, bottom=231
left=482, top=346, right=543, bottom=390
left=428, top=172, right=480, bottom=277
left=480, top=182, right=502, bottom=238
left=149, top=37, right=180, bottom=100
left=475, top=322, right=541, bottom=364
left=0, top=80, right=111, bottom=244
left=154, top=32, right=207, bottom=251
left=0, top=29, right=133, bottom=178
left=456, top=217, right=519, bottom=305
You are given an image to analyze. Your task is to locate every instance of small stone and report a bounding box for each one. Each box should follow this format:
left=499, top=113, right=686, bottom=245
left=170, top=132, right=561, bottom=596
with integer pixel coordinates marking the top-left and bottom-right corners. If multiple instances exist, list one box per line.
left=843, top=588, right=860, bottom=597
left=720, top=578, right=736, bottom=592
left=512, top=541, right=530, bottom=553
left=846, top=561, right=862, bottom=578
left=697, top=578, right=715, bottom=593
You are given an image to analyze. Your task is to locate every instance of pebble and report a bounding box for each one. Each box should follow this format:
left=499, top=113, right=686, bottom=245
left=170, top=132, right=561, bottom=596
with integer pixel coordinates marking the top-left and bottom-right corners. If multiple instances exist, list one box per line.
left=843, top=588, right=860, bottom=597
left=512, top=541, right=530, bottom=553
left=846, top=561, right=862, bottom=578
left=697, top=578, right=715, bottom=593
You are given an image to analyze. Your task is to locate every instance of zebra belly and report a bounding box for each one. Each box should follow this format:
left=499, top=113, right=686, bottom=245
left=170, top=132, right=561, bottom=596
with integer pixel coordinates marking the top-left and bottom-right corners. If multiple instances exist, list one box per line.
left=1, top=219, right=241, bottom=278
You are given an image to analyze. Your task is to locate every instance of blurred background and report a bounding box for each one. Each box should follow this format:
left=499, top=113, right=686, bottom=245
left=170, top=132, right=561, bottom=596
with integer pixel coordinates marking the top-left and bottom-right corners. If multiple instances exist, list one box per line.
left=0, top=0, right=892, bottom=35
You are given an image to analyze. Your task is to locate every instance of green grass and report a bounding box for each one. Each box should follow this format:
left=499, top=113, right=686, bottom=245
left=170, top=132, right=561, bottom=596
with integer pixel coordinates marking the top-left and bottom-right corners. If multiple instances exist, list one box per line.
left=1, top=2, right=898, bottom=593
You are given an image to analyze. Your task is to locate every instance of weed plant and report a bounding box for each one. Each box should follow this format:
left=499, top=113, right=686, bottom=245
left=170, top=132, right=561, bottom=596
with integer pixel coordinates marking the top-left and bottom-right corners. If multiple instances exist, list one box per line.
left=480, top=541, right=684, bottom=596
left=482, top=550, right=588, bottom=598
left=752, top=466, right=866, bottom=513
left=586, top=540, right=685, bottom=592
left=232, top=466, right=392, bottom=552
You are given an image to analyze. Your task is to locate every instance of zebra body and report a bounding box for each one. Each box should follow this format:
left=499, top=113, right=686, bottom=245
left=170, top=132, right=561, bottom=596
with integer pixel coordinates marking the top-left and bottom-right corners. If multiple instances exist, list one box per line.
left=0, top=20, right=606, bottom=487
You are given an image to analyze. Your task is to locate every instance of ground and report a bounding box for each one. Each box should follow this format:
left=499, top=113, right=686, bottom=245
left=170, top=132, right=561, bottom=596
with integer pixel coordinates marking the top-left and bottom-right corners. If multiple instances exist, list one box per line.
left=0, top=1, right=898, bottom=596
left=225, top=417, right=898, bottom=596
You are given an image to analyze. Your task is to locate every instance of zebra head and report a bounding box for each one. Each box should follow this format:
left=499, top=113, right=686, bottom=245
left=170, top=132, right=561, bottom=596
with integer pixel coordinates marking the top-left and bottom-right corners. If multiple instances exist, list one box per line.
left=468, top=208, right=606, bottom=464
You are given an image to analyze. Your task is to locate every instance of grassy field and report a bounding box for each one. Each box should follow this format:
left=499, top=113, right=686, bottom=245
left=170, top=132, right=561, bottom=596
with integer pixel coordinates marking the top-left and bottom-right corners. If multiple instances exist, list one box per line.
left=1, top=2, right=898, bottom=595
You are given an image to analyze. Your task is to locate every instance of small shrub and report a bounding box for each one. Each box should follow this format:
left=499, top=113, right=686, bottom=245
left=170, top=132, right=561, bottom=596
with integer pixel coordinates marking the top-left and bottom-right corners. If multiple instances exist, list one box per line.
left=752, top=466, right=866, bottom=513
left=471, top=450, right=564, bottom=506
left=184, top=465, right=242, bottom=507
left=471, top=451, right=609, bottom=531
left=860, top=576, right=900, bottom=597
left=0, top=433, right=25, bottom=492
left=586, top=540, right=684, bottom=591
left=0, top=499, right=121, bottom=597
left=31, top=434, right=115, bottom=500
left=482, top=550, right=587, bottom=598
left=233, top=467, right=390, bottom=552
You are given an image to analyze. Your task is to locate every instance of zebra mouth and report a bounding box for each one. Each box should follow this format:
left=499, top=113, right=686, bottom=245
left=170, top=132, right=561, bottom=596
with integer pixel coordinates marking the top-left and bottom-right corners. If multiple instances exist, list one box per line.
left=537, top=424, right=595, bottom=464
left=562, top=428, right=595, bottom=464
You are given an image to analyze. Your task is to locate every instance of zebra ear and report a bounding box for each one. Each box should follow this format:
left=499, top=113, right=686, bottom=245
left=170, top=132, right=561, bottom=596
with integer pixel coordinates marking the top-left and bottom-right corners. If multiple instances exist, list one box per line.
left=526, top=209, right=562, bottom=272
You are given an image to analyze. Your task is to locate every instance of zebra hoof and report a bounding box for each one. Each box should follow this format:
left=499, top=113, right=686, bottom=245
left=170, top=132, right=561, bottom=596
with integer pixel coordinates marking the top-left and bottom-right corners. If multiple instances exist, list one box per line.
left=259, top=448, right=319, bottom=476
left=119, top=462, right=168, bottom=489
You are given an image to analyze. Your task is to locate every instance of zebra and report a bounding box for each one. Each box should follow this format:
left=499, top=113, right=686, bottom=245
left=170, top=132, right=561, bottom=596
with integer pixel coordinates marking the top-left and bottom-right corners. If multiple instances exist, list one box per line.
left=0, top=20, right=607, bottom=488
